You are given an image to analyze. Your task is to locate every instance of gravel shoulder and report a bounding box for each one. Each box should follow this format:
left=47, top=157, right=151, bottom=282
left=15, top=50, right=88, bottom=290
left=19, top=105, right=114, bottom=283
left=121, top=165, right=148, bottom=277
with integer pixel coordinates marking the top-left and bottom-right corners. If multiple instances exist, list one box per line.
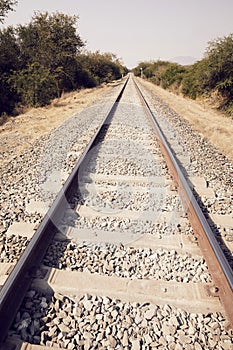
left=138, top=78, right=233, bottom=160
left=0, top=84, right=114, bottom=165
left=0, top=81, right=122, bottom=243
left=136, top=77, right=233, bottom=267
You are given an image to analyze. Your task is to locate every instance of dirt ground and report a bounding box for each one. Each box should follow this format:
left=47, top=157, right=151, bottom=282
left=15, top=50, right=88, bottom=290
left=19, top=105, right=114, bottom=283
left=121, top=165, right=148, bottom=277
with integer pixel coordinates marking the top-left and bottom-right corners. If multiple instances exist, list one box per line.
left=138, top=78, right=233, bottom=161
left=0, top=84, right=113, bottom=165
left=1, top=79, right=232, bottom=164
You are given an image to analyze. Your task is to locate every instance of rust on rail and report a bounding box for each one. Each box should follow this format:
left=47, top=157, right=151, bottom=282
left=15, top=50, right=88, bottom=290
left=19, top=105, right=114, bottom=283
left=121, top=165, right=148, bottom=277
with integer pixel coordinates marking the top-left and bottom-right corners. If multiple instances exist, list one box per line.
left=0, top=77, right=129, bottom=344
left=133, top=76, right=233, bottom=327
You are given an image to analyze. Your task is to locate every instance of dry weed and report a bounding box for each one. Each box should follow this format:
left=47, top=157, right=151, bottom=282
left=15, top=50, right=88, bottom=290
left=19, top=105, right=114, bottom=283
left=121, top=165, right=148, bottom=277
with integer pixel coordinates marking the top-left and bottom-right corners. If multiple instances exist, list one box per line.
left=139, top=79, right=233, bottom=160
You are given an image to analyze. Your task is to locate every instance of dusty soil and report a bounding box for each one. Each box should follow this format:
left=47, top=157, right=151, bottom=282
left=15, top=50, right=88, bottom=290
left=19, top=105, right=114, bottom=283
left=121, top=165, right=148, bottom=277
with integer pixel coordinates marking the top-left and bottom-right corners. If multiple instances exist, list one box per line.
left=0, top=84, right=114, bottom=165
left=138, top=78, right=233, bottom=160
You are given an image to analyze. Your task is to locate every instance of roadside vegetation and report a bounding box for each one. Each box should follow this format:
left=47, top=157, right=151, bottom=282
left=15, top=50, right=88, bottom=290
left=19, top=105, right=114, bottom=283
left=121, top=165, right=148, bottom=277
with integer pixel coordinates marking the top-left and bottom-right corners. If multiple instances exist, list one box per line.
left=0, top=1, right=128, bottom=119
left=133, top=34, right=233, bottom=116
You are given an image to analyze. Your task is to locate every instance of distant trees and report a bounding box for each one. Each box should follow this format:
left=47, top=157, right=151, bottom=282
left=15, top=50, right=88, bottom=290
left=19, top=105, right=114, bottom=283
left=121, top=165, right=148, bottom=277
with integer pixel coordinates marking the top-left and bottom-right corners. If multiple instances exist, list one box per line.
left=0, top=11, right=127, bottom=116
left=134, top=61, right=186, bottom=89
left=133, top=33, right=233, bottom=114
left=78, top=51, right=127, bottom=85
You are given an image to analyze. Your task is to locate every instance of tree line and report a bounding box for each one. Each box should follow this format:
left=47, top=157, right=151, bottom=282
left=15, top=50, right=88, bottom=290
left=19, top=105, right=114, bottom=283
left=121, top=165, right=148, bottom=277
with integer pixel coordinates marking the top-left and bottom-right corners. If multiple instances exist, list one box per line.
left=0, top=2, right=128, bottom=116
left=133, top=34, right=233, bottom=115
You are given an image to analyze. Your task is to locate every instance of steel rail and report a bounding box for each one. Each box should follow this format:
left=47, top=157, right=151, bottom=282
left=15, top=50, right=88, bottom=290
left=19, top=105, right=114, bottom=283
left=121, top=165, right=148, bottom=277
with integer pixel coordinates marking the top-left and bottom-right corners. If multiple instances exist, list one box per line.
left=133, top=76, right=233, bottom=326
left=0, top=76, right=129, bottom=343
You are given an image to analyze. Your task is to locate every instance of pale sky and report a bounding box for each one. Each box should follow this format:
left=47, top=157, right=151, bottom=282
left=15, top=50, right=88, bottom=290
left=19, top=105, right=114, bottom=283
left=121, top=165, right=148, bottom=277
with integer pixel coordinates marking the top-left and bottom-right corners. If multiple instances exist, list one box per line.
left=2, top=0, right=233, bottom=68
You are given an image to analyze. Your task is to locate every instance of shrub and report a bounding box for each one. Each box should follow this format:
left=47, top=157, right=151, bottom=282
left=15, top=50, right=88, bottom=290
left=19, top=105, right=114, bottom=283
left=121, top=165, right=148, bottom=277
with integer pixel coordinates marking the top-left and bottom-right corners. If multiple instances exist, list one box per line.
left=9, top=63, right=57, bottom=107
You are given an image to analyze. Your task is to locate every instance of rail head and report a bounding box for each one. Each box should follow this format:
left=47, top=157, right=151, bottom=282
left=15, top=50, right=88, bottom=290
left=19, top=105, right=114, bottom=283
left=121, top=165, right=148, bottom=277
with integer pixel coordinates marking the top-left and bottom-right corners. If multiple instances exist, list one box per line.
left=0, top=76, right=129, bottom=344
left=133, top=76, right=233, bottom=326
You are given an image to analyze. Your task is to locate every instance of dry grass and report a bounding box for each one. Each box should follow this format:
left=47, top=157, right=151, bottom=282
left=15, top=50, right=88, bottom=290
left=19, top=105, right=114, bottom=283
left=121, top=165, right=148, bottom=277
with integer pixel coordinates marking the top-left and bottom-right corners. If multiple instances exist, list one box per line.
left=139, top=79, right=233, bottom=160
left=1, top=80, right=232, bottom=164
left=0, top=85, right=111, bottom=164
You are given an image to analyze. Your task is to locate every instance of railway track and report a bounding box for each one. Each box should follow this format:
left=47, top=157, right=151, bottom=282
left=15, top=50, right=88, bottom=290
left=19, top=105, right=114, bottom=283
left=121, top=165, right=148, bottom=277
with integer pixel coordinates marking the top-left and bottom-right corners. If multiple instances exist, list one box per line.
left=0, top=74, right=232, bottom=349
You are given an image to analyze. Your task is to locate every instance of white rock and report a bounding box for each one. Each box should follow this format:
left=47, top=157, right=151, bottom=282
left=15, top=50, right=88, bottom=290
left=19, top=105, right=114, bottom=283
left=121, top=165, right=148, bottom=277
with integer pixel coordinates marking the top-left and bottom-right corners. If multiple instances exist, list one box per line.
left=131, top=339, right=141, bottom=350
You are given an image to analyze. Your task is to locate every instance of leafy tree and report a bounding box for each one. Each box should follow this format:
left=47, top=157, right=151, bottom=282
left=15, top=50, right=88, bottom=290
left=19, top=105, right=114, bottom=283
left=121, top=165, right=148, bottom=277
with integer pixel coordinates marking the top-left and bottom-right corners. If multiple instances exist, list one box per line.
left=9, top=63, right=58, bottom=107
left=0, top=9, right=127, bottom=115
left=133, top=61, right=153, bottom=77
left=75, top=64, right=97, bottom=88
left=0, top=26, right=20, bottom=114
left=181, top=34, right=233, bottom=105
left=133, top=60, right=184, bottom=87
left=17, top=12, right=84, bottom=96
left=0, top=0, right=17, bottom=23
left=160, top=63, right=185, bottom=89
left=181, top=59, right=209, bottom=98
left=17, top=12, right=84, bottom=66
left=78, top=51, right=123, bottom=84
left=134, top=33, right=233, bottom=113
left=0, top=26, right=19, bottom=71
left=150, top=61, right=173, bottom=85
left=204, top=34, right=233, bottom=100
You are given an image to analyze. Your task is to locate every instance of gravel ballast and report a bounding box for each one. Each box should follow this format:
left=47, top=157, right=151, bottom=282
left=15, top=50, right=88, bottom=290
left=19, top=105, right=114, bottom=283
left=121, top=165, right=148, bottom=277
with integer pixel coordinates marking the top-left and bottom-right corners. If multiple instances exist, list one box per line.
left=44, top=241, right=211, bottom=283
left=10, top=290, right=233, bottom=349
left=0, top=83, right=123, bottom=255
left=137, top=79, right=233, bottom=216
left=3, top=76, right=233, bottom=348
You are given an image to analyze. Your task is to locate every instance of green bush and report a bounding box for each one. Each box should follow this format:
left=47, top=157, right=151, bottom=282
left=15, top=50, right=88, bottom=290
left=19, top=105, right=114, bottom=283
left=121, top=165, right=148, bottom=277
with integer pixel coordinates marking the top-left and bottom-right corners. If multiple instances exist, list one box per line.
left=204, top=34, right=233, bottom=101
left=133, top=61, right=185, bottom=89
left=160, top=63, right=186, bottom=89
left=181, top=60, right=209, bottom=99
left=134, top=34, right=233, bottom=112
left=0, top=11, right=127, bottom=116
left=9, top=63, right=57, bottom=107
left=78, top=51, right=124, bottom=84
